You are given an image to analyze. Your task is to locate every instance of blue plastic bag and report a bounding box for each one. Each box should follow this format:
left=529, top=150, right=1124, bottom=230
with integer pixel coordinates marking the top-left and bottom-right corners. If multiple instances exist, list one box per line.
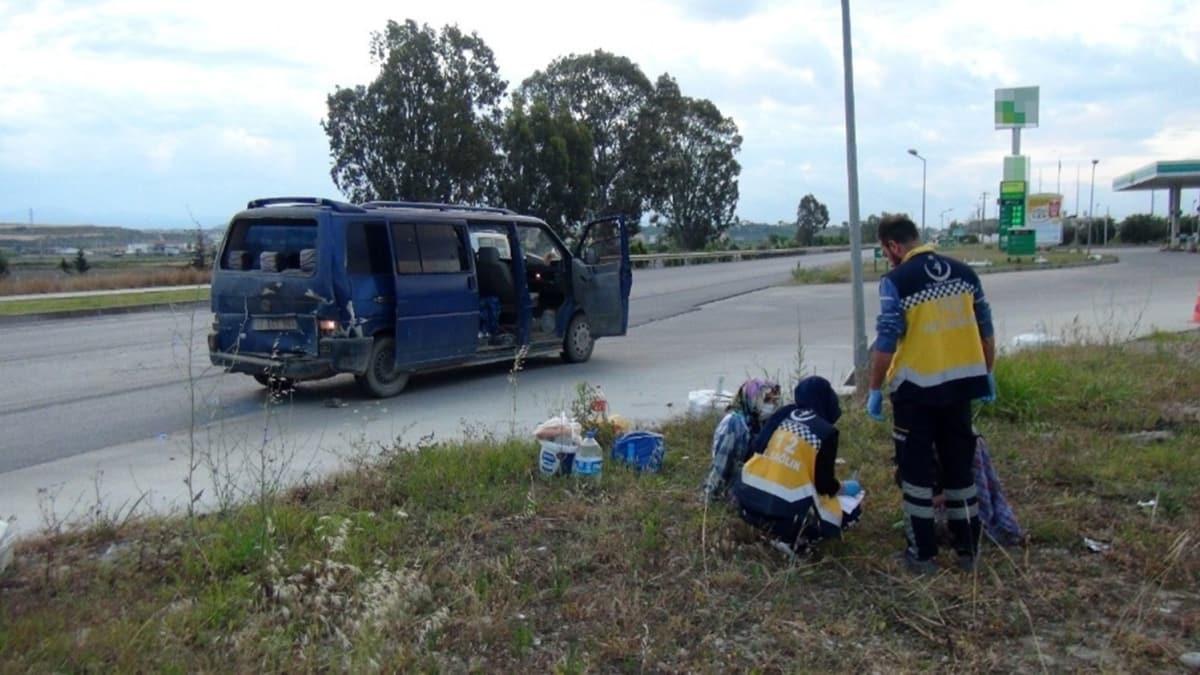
left=612, top=432, right=665, bottom=472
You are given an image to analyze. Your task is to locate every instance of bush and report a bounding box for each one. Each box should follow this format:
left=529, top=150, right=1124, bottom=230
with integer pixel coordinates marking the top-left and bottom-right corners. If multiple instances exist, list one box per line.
left=961, top=234, right=980, bottom=245
left=1119, top=214, right=1168, bottom=244
left=629, top=239, right=648, bottom=256
left=0, top=248, right=8, bottom=278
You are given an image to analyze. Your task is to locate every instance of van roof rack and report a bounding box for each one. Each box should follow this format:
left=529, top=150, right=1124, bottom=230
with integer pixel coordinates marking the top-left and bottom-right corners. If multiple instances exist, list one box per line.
left=360, top=201, right=515, bottom=215
left=247, top=197, right=365, bottom=213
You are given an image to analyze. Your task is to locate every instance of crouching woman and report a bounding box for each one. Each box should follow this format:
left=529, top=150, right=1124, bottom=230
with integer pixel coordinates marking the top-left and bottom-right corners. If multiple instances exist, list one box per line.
left=732, top=376, right=862, bottom=554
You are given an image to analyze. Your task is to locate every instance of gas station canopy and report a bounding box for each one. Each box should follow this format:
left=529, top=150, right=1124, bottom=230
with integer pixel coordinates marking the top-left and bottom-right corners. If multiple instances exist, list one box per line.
left=1112, top=160, right=1200, bottom=245
left=1112, top=160, right=1200, bottom=191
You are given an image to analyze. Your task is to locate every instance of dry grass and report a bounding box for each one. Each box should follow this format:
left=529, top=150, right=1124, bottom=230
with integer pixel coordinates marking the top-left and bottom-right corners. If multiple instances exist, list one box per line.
left=2, top=334, right=1199, bottom=671
left=0, top=267, right=210, bottom=296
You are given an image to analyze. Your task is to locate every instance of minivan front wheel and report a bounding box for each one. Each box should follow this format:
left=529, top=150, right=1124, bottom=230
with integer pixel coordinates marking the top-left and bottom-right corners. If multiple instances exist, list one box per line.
left=356, top=336, right=409, bottom=398
left=562, top=313, right=594, bottom=363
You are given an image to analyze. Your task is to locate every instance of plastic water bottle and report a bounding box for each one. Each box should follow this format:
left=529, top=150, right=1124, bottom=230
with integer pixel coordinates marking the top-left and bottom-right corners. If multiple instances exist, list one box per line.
left=575, top=431, right=603, bottom=480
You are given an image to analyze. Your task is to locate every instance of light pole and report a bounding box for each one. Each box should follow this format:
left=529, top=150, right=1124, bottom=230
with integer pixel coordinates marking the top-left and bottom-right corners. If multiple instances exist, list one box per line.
left=840, top=0, right=868, bottom=384
left=908, top=149, right=927, bottom=240
left=1088, top=159, right=1099, bottom=254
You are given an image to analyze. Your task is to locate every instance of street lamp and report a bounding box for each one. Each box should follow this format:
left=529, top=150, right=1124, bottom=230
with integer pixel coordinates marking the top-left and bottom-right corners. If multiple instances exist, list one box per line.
left=907, top=149, right=927, bottom=240
left=1088, top=159, right=1099, bottom=254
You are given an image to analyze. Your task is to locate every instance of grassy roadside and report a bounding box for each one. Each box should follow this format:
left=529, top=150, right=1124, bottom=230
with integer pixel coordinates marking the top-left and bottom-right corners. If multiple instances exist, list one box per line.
left=2, top=333, right=1199, bottom=671
left=0, top=287, right=209, bottom=316
left=793, top=245, right=1119, bottom=285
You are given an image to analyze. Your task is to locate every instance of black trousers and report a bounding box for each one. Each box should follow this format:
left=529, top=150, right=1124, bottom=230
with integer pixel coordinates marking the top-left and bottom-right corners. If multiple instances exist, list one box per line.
left=892, top=398, right=981, bottom=560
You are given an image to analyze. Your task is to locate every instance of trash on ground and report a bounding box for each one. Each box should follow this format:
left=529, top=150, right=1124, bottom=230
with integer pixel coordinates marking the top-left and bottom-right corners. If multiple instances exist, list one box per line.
left=0, top=520, right=14, bottom=574
left=1124, top=430, right=1175, bottom=444
left=608, top=413, right=633, bottom=436
left=1011, top=332, right=1063, bottom=350
left=966, top=259, right=993, bottom=267
left=1180, top=652, right=1200, bottom=670
left=1137, top=498, right=1158, bottom=508
left=324, top=397, right=348, bottom=409
left=1035, top=256, right=1049, bottom=264
left=1083, top=537, right=1112, bottom=553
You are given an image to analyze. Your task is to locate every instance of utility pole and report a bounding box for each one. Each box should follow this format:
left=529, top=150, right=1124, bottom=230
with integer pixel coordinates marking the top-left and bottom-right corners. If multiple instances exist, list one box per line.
left=1080, top=163, right=1089, bottom=214
left=1105, top=205, right=1110, bottom=246
left=840, top=0, right=869, bottom=384
left=1088, top=159, right=1099, bottom=254
left=980, top=191, right=990, bottom=233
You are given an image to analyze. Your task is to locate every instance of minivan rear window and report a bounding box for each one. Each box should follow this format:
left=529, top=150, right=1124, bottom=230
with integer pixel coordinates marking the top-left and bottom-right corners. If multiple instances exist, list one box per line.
left=221, top=218, right=317, bottom=273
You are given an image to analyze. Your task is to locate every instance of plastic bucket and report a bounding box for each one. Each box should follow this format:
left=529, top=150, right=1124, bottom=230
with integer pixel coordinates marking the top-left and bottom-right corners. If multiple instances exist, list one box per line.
left=539, top=440, right=576, bottom=476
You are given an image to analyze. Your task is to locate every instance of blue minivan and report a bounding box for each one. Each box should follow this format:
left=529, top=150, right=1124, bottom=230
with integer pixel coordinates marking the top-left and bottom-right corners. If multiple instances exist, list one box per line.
left=208, top=198, right=632, bottom=397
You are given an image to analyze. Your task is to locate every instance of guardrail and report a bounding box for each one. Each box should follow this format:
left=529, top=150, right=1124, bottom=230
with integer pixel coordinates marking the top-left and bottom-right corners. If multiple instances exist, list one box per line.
left=629, top=245, right=851, bottom=269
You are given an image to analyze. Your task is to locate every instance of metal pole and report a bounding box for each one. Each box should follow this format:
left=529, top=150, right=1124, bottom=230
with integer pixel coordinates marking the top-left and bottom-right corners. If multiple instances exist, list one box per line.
left=840, top=0, right=868, bottom=381
left=921, top=158, right=927, bottom=240
left=1104, top=205, right=1110, bottom=246
left=1080, top=163, right=1089, bottom=214
left=1088, top=159, right=1098, bottom=254
left=1012, top=128, right=1021, bottom=156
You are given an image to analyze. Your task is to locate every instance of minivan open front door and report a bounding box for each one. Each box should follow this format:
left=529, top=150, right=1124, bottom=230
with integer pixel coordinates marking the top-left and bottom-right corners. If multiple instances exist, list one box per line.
left=572, top=216, right=631, bottom=337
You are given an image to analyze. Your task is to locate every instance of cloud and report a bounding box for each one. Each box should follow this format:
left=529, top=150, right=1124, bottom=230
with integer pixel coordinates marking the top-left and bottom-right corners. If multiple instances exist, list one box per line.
left=0, top=0, right=1196, bottom=227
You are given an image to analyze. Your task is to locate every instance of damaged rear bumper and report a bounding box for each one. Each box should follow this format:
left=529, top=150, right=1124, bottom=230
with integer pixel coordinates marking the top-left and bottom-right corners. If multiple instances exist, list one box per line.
left=208, top=335, right=374, bottom=381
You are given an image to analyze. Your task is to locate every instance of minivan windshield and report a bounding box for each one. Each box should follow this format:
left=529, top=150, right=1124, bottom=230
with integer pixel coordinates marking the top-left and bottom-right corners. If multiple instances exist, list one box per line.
left=221, top=218, right=317, bottom=273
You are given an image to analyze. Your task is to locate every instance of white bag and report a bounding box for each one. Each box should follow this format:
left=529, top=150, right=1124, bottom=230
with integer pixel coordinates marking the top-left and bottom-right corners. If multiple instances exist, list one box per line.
left=687, top=389, right=734, bottom=417
left=0, top=520, right=14, bottom=574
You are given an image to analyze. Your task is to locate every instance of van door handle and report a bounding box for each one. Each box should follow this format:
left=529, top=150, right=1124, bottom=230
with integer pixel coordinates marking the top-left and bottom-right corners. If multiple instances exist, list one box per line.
left=467, top=276, right=476, bottom=290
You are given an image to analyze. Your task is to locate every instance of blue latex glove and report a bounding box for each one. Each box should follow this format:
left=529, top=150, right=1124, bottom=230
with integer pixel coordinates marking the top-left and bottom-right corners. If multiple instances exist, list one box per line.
left=980, top=373, right=997, bottom=403
left=866, top=389, right=884, bottom=421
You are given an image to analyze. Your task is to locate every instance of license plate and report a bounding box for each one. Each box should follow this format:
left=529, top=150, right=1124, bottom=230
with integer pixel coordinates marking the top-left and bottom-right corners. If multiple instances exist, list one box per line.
left=253, top=317, right=298, bottom=331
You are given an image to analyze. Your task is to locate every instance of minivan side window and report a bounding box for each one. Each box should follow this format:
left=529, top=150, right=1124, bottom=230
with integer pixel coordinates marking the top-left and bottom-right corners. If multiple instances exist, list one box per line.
left=390, top=223, right=422, bottom=274
left=347, top=221, right=392, bottom=275
left=417, top=225, right=469, bottom=273
left=579, top=221, right=622, bottom=264
left=390, top=223, right=469, bottom=274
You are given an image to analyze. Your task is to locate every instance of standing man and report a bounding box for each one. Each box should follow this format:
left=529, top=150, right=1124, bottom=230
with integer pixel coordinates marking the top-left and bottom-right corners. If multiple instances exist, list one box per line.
left=866, top=215, right=996, bottom=574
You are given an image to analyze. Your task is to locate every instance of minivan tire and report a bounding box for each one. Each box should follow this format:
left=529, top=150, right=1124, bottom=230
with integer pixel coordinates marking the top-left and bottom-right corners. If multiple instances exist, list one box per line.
left=356, top=336, right=409, bottom=398
left=562, top=313, right=594, bottom=363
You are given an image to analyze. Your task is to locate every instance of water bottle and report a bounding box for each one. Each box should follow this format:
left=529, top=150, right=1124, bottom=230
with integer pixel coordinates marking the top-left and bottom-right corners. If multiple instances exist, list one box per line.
left=575, top=431, right=603, bottom=480
left=590, top=386, right=609, bottom=422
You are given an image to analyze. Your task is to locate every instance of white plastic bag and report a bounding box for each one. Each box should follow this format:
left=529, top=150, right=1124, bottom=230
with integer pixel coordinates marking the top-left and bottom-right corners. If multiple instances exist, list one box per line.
left=533, top=411, right=582, bottom=444
left=0, top=520, right=14, bottom=574
left=688, top=389, right=734, bottom=417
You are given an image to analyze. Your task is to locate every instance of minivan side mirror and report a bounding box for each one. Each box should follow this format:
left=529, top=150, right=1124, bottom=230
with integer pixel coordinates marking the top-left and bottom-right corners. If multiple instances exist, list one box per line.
left=583, top=247, right=599, bottom=265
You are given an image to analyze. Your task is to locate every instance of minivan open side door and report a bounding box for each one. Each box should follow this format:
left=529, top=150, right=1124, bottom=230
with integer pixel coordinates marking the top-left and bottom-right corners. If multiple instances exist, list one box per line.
left=572, top=216, right=631, bottom=337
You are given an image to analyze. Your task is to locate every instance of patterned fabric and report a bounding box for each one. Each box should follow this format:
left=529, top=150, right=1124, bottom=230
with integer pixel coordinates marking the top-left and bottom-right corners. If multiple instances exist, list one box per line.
left=974, top=435, right=1024, bottom=545
left=702, top=411, right=752, bottom=501
left=899, top=279, right=978, bottom=311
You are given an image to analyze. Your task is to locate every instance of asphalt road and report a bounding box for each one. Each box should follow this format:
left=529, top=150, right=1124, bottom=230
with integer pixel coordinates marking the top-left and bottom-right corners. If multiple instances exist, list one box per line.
left=3, top=247, right=1198, bottom=532
left=0, top=251, right=849, bottom=474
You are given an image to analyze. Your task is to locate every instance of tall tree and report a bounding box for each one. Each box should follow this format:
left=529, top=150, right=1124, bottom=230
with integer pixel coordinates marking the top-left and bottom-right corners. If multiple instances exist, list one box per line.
left=795, top=194, right=830, bottom=246
left=73, top=249, right=90, bottom=274
left=496, top=94, right=594, bottom=238
left=322, top=20, right=506, bottom=204
left=519, top=50, right=657, bottom=227
left=647, top=76, right=742, bottom=251
left=191, top=227, right=208, bottom=270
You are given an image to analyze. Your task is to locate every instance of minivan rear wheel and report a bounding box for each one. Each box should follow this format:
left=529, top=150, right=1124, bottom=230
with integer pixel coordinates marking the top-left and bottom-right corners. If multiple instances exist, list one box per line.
left=562, top=313, right=594, bottom=363
left=356, top=336, right=409, bottom=398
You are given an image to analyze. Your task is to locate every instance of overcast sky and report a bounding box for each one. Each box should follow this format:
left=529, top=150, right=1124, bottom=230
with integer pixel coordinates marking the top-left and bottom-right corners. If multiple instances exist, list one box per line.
left=2, top=0, right=1198, bottom=229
